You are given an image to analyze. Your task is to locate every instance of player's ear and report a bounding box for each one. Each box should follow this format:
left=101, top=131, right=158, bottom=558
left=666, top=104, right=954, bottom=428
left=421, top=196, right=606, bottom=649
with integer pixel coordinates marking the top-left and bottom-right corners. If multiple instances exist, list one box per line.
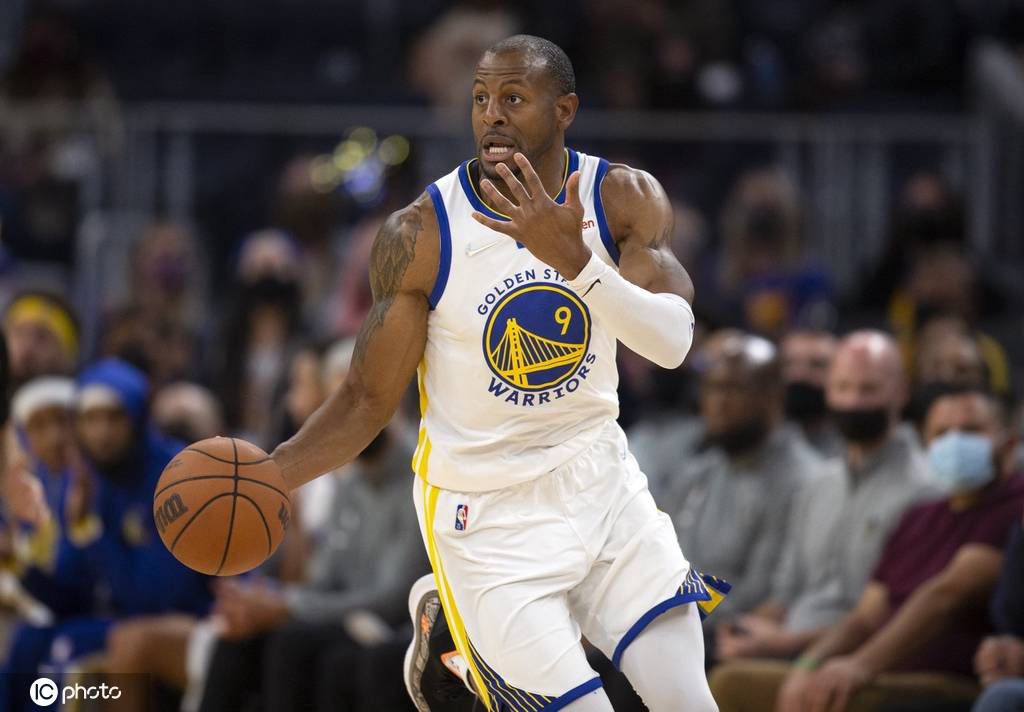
left=554, top=93, right=578, bottom=131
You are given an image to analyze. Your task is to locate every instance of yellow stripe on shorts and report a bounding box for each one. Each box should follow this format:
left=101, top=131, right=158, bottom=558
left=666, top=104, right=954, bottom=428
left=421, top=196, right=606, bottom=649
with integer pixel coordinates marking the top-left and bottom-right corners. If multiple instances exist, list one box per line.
left=422, top=478, right=494, bottom=711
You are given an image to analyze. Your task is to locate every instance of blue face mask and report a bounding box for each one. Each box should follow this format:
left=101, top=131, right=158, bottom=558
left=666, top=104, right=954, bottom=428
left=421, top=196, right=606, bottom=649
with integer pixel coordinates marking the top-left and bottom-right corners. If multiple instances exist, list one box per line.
left=927, top=430, right=996, bottom=493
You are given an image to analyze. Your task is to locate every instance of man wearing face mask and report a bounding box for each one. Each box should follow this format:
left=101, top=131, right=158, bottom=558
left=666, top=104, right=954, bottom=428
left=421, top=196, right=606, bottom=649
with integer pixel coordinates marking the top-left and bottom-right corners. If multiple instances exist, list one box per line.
left=781, top=327, right=843, bottom=458
left=748, top=387, right=1024, bottom=712
left=711, top=331, right=936, bottom=668
left=658, top=331, right=820, bottom=620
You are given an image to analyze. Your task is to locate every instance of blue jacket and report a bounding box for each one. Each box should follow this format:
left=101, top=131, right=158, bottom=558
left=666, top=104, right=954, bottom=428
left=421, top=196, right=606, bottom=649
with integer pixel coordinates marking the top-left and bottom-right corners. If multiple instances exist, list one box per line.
left=74, top=359, right=212, bottom=617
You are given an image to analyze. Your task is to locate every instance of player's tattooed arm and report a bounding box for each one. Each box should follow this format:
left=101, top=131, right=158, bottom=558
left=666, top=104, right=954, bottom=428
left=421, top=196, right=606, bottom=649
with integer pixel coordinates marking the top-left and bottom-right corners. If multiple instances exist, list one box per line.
left=273, top=194, right=438, bottom=490
left=601, top=165, right=695, bottom=303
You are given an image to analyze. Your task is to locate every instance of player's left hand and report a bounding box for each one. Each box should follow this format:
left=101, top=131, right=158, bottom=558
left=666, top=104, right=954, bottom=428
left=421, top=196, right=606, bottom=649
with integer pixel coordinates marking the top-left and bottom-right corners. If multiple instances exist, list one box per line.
left=471, top=152, right=592, bottom=279
left=803, top=656, right=873, bottom=712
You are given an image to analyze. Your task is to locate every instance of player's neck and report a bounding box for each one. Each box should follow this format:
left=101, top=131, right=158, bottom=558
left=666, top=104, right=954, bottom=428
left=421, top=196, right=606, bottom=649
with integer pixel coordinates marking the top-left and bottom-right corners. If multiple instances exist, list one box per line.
left=474, top=146, right=568, bottom=206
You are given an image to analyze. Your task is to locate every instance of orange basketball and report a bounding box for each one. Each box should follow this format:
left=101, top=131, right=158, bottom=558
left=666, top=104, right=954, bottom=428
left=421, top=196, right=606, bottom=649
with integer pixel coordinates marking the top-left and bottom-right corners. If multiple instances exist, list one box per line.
left=153, top=436, right=291, bottom=576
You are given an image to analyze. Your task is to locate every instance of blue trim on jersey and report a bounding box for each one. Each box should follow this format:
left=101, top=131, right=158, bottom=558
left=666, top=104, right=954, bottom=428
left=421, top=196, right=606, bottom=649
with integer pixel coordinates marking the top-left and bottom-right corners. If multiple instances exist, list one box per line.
left=426, top=183, right=452, bottom=309
left=544, top=677, right=603, bottom=711
left=611, top=569, right=720, bottom=669
left=459, top=160, right=509, bottom=222
left=593, top=158, right=620, bottom=265
left=458, top=150, right=577, bottom=224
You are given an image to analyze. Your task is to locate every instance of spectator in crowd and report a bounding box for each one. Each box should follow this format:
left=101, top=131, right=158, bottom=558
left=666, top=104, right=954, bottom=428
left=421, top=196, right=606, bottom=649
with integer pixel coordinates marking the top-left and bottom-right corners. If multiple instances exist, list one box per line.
left=854, top=172, right=966, bottom=314
left=708, top=169, right=831, bottom=338
left=98, top=304, right=201, bottom=388
left=712, top=387, right=1024, bottom=711
left=216, top=230, right=305, bottom=449
left=659, top=331, right=820, bottom=619
left=151, top=381, right=224, bottom=444
left=780, top=327, right=842, bottom=458
left=71, top=359, right=211, bottom=707
left=0, top=376, right=93, bottom=712
left=130, top=220, right=204, bottom=332
left=627, top=348, right=705, bottom=500
left=3, top=291, right=78, bottom=391
left=198, top=425, right=425, bottom=712
left=713, top=330, right=935, bottom=663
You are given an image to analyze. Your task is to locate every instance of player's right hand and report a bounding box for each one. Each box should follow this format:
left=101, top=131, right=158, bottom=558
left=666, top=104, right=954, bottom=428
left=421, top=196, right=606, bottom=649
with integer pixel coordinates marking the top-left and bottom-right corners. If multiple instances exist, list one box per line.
left=3, top=462, right=51, bottom=527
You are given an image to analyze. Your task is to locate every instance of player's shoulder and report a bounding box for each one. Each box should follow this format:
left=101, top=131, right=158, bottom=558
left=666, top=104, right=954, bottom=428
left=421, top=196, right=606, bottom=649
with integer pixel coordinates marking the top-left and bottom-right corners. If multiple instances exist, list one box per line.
left=599, top=163, right=672, bottom=236
left=369, top=192, right=441, bottom=297
left=601, top=163, right=669, bottom=203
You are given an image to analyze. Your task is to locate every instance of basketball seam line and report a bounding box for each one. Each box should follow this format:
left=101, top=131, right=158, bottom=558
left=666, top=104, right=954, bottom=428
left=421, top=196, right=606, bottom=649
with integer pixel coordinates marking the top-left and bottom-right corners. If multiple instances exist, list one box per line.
left=185, top=447, right=269, bottom=466
left=215, top=439, right=242, bottom=575
left=154, top=474, right=290, bottom=501
left=170, top=492, right=235, bottom=553
left=235, top=493, right=273, bottom=557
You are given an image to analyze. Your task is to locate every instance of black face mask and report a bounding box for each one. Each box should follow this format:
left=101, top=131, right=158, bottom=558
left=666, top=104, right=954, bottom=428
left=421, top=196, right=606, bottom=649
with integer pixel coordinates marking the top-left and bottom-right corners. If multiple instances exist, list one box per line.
left=242, top=276, right=301, bottom=311
left=784, top=381, right=828, bottom=423
left=706, top=419, right=770, bottom=458
left=831, top=407, right=889, bottom=444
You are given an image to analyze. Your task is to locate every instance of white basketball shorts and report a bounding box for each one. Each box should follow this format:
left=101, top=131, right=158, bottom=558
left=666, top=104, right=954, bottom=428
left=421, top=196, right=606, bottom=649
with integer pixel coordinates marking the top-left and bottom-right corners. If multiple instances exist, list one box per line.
left=413, top=419, right=728, bottom=710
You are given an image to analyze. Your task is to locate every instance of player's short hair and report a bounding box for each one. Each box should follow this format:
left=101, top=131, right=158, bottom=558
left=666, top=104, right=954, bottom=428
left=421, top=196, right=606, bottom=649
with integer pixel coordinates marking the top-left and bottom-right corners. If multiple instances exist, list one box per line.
left=484, top=35, right=576, bottom=96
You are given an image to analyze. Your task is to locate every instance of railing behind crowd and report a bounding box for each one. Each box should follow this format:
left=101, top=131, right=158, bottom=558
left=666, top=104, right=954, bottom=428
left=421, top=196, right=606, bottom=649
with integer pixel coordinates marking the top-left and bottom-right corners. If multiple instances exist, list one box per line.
left=1, top=90, right=1021, bottom=350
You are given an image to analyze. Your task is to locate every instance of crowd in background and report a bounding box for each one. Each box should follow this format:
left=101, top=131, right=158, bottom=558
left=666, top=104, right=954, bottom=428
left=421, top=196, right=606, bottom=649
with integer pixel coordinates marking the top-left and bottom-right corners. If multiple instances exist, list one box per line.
left=0, top=1, right=1022, bottom=711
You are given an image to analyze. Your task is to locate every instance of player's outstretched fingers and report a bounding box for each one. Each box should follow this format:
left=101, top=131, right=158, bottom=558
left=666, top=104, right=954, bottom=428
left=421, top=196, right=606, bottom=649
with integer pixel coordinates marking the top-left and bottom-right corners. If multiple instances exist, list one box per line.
left=495, top=161, right=531, bottom=201
left=513, top=152, right=546, bottom=198
left=480, top=179, right=518, bottom=215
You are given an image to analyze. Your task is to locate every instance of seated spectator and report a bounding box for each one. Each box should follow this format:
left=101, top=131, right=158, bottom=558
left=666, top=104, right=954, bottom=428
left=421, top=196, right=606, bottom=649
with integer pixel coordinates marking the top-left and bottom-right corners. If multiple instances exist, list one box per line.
left=780, top=327, right=842, bottom=458
left=4, top=377, right=87, bottom=613
left=0, top=376, right=94, bottom=711
left=130, top=220, right=204, bottom=332
left=905, top=317, right=1010, bottom=431
left=712, top=387, right=1024, bottom=712
left=151, top=382, right=225, bottom=444
left=197, top=421, right=426, bottom=712
left=714, top=331, right=935, bottom=663
left=72, top=360, right=211, bottom=708
left=660, top=331, right=820, bottom=618
left=3, top=291, right=79, bottom=391
left=216, top=230, right=305, bottom=449
left=1, top=360, right=212, bottom=710
left=626, top=347, right=705, bottom=499
left=705, top=169, right=831, bottom=338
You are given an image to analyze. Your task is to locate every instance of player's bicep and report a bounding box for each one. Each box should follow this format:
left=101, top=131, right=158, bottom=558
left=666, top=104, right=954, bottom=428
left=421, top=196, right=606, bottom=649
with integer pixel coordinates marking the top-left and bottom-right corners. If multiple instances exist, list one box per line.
left=344, top=196, right=436, bottom=413
left=606, top=168, right=694, bottom=301
left=347, top=291, right=428, bottom=412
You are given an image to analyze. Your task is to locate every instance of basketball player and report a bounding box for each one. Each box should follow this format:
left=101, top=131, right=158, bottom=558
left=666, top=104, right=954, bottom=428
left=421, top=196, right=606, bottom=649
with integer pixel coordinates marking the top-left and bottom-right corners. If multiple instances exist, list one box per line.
left=272, top=35, right=726, bottom=711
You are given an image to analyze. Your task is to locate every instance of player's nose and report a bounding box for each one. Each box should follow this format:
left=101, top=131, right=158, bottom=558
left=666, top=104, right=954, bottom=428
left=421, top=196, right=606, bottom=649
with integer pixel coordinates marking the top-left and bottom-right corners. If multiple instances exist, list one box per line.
left=482, top=97, right=507, bottom=126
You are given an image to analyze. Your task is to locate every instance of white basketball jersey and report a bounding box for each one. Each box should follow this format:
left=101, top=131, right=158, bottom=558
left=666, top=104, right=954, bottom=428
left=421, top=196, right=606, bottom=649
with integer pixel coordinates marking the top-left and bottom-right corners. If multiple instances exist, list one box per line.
left=412, top=148, right=622, bottom=492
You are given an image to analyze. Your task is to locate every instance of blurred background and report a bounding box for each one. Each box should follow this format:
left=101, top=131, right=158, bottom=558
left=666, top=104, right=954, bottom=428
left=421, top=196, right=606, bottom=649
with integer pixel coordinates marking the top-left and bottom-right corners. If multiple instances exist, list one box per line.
left=0, top=0, right=1023, bottom=710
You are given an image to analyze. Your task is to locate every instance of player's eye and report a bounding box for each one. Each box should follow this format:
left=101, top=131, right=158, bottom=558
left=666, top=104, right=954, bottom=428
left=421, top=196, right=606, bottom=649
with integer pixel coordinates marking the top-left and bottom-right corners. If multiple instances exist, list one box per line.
left=473, top=94, right=487, bottom=105
left=507, top=95, right=523, bottom=105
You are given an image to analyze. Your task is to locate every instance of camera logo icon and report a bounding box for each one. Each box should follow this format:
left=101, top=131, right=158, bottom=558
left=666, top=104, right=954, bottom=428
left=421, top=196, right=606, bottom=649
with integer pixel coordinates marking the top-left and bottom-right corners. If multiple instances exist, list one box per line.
left=29, top=678, right=59, bottom=706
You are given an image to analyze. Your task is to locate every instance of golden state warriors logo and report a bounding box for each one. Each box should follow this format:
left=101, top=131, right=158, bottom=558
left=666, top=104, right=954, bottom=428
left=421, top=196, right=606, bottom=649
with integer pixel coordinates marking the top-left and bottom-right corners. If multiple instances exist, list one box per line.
left=483, top=283, right=591, bottom=392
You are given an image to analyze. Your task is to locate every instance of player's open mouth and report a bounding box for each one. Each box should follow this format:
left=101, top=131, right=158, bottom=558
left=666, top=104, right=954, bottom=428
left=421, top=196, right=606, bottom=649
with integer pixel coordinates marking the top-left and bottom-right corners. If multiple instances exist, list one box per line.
left=482, top=140, right=516, bottom=162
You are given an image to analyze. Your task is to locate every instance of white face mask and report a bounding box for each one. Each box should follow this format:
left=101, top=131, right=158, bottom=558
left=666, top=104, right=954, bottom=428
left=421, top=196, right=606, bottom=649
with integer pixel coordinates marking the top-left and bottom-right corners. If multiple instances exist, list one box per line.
left=927, top=430, right=996, bottom=494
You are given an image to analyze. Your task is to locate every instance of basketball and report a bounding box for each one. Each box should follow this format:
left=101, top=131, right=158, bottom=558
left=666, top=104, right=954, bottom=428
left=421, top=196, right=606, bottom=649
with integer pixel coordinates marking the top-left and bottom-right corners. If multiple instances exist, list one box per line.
left=153, top=436, right=291, bottom=576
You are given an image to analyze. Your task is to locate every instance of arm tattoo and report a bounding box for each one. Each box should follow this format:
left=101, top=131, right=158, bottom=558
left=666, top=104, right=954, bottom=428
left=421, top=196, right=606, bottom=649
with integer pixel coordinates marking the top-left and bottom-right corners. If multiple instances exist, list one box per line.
left=354, top=204, right=423, bottom=354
